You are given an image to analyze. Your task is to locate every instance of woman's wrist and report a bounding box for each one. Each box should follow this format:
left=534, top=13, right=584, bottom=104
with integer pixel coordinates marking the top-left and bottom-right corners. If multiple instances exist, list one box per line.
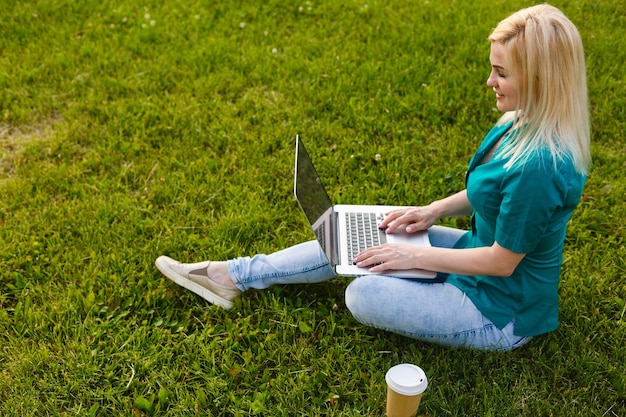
left=426, top=199, right=447, bottom=221
left=427, top=190, right=471, bottom=219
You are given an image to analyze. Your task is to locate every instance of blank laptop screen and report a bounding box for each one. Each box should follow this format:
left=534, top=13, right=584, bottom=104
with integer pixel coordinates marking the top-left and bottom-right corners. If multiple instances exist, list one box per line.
left=294, top=137, right=333, bottom=225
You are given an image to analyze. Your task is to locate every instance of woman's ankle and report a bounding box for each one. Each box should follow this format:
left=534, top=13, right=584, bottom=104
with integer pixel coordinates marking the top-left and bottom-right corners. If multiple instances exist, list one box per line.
left=207, top=261, right=237, bottom=288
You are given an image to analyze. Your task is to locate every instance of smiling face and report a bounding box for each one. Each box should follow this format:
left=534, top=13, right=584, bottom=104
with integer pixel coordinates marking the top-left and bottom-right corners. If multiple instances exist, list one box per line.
left=486, top=42, right=521, bottom=113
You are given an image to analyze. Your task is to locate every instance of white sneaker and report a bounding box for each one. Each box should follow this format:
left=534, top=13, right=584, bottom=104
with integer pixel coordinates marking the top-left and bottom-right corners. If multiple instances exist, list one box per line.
left=155, top=256, right=241, bottom=309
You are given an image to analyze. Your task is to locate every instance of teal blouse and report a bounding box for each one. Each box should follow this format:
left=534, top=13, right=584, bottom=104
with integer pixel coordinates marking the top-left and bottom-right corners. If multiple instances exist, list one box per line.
left=446, top=122, right=586, bottom=336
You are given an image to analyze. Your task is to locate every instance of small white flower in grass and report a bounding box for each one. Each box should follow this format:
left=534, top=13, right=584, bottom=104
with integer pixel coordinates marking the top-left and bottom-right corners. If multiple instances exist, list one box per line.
left=375, top=153, right=381, bottom=161
left=239, top=22, right=246, bottom=29
left=144, top=13, right=151, bottom=20
left=272, top=48, right=278, bottom=54
left=150, top=20, right=156, bottom=26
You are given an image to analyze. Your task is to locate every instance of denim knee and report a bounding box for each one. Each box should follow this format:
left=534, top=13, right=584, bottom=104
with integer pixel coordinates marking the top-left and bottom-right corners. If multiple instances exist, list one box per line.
left=344, top=276, right=376, bottom=326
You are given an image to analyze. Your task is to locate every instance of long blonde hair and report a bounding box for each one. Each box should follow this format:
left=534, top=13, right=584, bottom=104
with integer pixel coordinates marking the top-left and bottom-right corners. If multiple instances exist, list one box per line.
left=490, top=4, right=591, bottom=174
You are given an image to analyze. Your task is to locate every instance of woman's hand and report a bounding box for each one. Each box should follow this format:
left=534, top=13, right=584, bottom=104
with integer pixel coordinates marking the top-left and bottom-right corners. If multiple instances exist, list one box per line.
left=353, top=243, right=422, bottom=272
left=379, top=190, right=473, bottom=234
left=378, top=207, right=439, bottom=234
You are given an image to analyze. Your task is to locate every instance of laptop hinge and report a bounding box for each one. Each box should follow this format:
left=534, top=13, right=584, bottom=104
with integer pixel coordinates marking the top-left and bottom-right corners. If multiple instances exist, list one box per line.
left=331, top=210, right=340, bottom=266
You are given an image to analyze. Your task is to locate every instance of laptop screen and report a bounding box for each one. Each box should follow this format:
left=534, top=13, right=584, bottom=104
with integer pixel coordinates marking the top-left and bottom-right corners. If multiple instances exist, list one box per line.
left=293, top=135, right=333, bottom=225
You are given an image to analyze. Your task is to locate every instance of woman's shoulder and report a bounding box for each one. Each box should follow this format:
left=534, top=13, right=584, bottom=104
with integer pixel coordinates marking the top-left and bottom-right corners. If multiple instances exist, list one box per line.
left=505, top=149, right=575, bottom=178
left=505, top=149, right=585, bottom=195
left=519, top=146, right=580, bottom=173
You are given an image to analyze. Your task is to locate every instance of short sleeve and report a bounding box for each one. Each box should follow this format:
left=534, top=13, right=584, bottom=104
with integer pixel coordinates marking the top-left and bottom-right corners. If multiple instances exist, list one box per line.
left=495, top=158, right=568, bottom=254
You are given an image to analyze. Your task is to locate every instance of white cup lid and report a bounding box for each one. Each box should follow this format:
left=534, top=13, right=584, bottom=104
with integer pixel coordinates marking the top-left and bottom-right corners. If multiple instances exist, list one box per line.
left=385, top=364, right=428, bottom=396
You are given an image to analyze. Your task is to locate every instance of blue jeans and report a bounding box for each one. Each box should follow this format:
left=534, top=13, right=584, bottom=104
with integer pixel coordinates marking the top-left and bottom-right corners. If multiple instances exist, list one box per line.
left=227, top=225, right=531, bottom=351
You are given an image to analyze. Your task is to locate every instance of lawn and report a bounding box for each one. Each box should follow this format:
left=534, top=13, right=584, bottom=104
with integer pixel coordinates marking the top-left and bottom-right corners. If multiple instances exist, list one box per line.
left=1, top=0, right=624, bottom=415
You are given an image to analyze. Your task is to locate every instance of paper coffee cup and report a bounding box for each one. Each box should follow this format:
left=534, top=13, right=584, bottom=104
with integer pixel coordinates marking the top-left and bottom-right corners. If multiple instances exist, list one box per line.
left=385, top=364, right=428, bottom=417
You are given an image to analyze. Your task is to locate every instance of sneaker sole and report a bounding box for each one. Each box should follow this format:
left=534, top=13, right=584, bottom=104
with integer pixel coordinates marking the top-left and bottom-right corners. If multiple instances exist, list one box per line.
left=155, top=257, right=234, bottom=309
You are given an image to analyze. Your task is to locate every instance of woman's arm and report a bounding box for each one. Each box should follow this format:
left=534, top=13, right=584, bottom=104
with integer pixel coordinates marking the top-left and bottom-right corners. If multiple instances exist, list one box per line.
left=357, top=188, right=524, bottom=278
left=354, top=242, right=526, bottom=278
left=428, top=189, right=474, bottom=219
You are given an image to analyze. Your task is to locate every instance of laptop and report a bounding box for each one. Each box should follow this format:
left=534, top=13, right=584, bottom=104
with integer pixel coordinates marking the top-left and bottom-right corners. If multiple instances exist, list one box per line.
left=293, top=134, right=437, bottom=279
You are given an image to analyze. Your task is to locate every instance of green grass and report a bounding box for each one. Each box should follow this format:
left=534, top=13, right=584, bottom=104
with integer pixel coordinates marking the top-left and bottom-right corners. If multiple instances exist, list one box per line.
left=1, top=0, right=624, bottom=415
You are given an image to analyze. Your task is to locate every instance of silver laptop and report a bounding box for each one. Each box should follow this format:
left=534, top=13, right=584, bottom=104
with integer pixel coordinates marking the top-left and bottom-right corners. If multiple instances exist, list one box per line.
left=293, top=134, right=437, bottom=279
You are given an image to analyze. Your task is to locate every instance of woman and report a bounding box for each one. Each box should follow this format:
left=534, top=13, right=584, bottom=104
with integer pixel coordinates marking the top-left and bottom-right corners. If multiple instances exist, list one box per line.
left=156, top=4, right=590, bottom=351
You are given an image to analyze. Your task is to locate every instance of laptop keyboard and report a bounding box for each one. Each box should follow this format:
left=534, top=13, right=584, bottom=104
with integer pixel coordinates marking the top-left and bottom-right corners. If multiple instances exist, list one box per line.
left=346, top=212, right=386, bottom=264
left=314, top=222, right=327, bottom=252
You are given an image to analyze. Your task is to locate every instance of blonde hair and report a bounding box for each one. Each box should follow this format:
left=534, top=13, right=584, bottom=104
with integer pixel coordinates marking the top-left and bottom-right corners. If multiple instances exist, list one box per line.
left=490, top=4, right=591, bottom=174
